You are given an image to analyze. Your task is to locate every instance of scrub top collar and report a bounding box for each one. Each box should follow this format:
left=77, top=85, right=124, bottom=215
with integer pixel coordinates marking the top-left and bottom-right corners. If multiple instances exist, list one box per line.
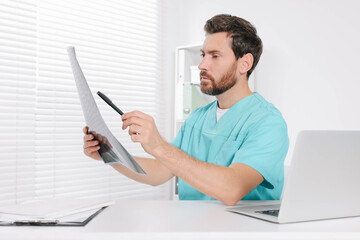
left=211, top=92, right=258, bottom=129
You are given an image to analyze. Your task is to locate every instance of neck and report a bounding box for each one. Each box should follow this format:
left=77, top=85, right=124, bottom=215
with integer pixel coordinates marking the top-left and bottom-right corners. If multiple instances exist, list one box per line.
left=216, top=78, right=253, bottom=109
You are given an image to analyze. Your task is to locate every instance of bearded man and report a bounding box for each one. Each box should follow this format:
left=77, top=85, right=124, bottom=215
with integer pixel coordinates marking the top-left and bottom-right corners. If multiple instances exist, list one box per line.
left=82, top=14, right=289, bottom=206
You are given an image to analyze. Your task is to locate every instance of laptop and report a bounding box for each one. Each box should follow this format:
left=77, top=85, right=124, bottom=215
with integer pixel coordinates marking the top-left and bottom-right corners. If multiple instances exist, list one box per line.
left=227, top=130, right=360, bottom=223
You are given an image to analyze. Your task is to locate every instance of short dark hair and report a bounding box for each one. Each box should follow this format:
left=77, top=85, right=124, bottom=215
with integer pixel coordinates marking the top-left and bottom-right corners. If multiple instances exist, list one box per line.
left=204, top=14, right=263, bottom=78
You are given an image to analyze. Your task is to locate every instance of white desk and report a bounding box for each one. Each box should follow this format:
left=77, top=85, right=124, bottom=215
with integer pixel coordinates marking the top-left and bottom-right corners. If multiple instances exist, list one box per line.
left=2, top=200, right=360, bottom=239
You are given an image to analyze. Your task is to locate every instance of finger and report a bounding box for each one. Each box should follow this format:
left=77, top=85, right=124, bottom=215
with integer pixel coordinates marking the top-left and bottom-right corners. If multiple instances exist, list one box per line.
left=84, top=140, right=99, bottom=149
left=129, top=125, right=142, bottom=135
left=83, top=126, right=88, bottom=134
left=122, top=117, right=147, bottom=130
left=84, top=145, right=101, bottom=155
left=122, top=111, right=151, bottom=121
left=83, top=133, right=94, bottom=142
left=130, top=134, right=141, bottom=143
left=122, top=117, right=144, bottom=129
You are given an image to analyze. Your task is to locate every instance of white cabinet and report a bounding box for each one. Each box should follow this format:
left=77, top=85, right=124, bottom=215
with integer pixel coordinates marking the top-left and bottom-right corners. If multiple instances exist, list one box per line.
left=174, top=44, right=216, bottom=136
left=173, top=44, right=207, bottom=199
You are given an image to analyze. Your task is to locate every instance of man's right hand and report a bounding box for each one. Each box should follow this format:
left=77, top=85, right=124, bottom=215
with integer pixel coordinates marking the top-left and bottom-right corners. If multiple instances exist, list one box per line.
left=83, top=126, right=101, bottom=161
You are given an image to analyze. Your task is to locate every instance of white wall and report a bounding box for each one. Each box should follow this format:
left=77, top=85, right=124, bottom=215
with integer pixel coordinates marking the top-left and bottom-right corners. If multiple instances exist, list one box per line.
left=164, top=0, right=360, bottom=165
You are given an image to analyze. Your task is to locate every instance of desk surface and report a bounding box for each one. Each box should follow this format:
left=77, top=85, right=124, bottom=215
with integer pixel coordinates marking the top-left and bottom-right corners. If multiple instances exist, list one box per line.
left=2, top=200, right=360, bottom=239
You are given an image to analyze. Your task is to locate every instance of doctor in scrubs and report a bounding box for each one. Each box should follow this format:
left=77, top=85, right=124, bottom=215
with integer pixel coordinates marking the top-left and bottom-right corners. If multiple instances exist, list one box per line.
left=83, top=14, right=289, bottom=206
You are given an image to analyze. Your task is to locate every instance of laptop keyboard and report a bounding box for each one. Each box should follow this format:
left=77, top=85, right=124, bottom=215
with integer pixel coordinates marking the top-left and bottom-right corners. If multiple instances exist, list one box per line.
left=255, top=209, right=279, bottom=217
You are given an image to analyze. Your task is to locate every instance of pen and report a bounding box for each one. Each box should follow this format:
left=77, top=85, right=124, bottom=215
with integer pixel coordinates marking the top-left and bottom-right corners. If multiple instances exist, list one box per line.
left=97, top=91, right=124, bottom=116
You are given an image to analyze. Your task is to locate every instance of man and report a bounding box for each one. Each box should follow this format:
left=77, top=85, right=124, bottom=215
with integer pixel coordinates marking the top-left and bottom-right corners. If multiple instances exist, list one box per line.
left=83, top=14, right=289, bottom=206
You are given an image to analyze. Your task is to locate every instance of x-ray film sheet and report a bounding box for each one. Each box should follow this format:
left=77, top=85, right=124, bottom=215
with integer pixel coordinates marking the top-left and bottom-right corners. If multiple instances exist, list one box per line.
left=67, top=46, right=146, bottom=175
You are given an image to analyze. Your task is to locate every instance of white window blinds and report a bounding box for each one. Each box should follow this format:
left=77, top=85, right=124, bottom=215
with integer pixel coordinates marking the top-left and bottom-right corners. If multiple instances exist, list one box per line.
left=0, top=0, right=37, bottom=205
left=0, top=0, right=170, bottom=204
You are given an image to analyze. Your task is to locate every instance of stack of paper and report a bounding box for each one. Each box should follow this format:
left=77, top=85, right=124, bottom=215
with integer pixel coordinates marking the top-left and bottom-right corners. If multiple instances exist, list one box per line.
left=0, top=198, right=114, bottom=226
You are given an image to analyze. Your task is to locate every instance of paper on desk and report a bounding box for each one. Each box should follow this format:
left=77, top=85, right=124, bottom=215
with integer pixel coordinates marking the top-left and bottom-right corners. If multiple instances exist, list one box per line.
left=0, top=198, right=114, bottom=221
left=56, top=208, right=101, bottom=222
left=67, top=46, right=146, bottom=175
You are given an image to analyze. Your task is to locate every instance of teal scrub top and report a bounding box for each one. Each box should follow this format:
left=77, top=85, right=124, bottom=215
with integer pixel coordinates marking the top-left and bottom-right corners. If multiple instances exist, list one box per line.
left=171, top=92, right=289, bottom=201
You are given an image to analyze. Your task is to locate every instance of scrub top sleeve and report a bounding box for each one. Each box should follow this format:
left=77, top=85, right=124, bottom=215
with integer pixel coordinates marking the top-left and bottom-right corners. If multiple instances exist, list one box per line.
left=231, top=114, right=289, bottom=189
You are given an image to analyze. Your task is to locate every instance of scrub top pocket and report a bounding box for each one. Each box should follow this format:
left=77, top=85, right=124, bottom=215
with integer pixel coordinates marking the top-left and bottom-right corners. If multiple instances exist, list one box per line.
left=214, top=138, right=244, bottom=166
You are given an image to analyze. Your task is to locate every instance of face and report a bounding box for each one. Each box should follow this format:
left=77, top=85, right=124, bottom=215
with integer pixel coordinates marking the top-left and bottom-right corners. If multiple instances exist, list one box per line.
left=199, top=32, right=238, bottom=96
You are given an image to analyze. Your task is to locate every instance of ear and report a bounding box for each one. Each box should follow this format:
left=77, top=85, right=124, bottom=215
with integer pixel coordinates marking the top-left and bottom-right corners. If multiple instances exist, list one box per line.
left=237, top=53, right=254, bottom=75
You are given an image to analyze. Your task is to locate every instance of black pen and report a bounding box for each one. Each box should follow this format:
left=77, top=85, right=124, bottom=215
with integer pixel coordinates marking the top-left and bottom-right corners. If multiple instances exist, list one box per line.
left=97, top=91, right=124, bottom=116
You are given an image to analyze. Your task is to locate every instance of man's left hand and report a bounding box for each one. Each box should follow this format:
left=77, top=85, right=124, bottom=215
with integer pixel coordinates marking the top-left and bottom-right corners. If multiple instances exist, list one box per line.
left=122, top=111, right=166, bottom=156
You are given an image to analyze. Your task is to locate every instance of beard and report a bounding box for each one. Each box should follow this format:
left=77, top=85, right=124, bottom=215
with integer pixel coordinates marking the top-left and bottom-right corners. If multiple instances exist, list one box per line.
left=200, top=61, right=237, bottom=96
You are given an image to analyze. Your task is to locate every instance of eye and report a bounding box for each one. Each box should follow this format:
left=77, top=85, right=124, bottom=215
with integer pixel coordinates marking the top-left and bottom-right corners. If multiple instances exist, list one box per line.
left=212, top=55, right=219, bottom=58
left=200, top=53, right=205, bottom=58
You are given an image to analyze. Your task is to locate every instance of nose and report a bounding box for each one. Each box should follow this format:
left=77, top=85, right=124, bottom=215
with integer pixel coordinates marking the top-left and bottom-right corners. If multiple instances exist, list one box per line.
left=198, top=57, right=208, bottom=71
